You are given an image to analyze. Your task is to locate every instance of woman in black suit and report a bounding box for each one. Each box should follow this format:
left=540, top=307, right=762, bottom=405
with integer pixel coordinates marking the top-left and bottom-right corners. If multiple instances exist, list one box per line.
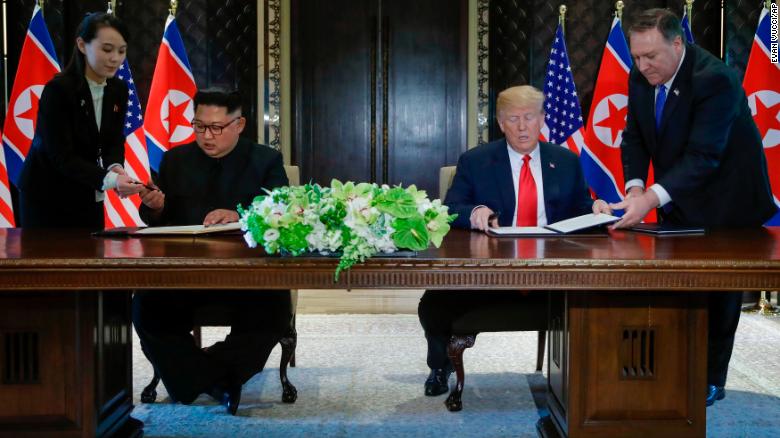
left=19, top=12, right=143, bottom=229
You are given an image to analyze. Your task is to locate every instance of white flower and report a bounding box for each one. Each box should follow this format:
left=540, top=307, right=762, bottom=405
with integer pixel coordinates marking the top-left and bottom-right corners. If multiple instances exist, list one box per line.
left=264, top=228, right=280, bottom=242
left=243, top=232, right=257, bottom=248
left=417, top=199, right=433, bottom=215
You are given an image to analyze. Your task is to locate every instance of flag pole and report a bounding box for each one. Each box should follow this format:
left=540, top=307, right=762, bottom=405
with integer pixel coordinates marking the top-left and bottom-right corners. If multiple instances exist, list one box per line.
left=686, top=0, right=694, bottom=25
left=559, top=5, right=567, bottom=36
left=615, top=1, right=624, bottom=21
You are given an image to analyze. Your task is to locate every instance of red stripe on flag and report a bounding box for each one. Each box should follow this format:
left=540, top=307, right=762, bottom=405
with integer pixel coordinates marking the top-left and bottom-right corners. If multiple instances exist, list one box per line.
left=0, top=199, right=15, bottom=227
left=104, top=191, right=139, bottom=229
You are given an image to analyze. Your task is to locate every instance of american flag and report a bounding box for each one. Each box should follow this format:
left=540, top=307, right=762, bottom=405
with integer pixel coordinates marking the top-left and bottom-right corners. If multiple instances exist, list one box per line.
left=540, top=23, right=586, bottom=155
left=103, top=60, right=149, bottom=228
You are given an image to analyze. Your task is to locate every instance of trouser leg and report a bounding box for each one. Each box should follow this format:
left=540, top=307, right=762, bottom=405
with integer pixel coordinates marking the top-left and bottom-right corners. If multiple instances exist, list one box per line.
left=132, top=290, right=227, bottom=403
left=204, top=290, right=293, bottom=385
left=707, top=291, right=742, bottom=387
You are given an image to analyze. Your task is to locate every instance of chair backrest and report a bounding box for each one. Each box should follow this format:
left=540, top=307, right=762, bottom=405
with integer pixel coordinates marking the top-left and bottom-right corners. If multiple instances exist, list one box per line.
left=439, top=166, right=456, bottom=200
left=284, top=165, right=300, bottom=186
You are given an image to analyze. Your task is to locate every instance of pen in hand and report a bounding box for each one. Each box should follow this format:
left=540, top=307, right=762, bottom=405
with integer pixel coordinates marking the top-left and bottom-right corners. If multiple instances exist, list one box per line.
left=130, top=181, right=160, bottom=191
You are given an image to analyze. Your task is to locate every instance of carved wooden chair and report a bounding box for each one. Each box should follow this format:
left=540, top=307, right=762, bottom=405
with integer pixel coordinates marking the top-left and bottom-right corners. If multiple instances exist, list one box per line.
left=438, top=165, right=547, bottom=412
left=140, top=165, right=302, bottom=405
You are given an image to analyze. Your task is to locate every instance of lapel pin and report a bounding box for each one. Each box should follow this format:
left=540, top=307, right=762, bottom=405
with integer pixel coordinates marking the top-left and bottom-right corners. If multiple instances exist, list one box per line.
left=673, top=89, right=680, bottom=96
left=549, top=162, right=556, bottom=169
left=113, top=104, right=120, bottom=112
left=80, top=99, right=85, bottom=107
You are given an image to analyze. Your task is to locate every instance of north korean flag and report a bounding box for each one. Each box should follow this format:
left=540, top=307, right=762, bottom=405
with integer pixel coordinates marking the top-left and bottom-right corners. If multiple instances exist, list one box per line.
left=582, top=17, right=631, bottom=206
left=143, top=15, right=196, bottom=172
left=1, top=4, right=60, bottom=187
left=742, top=6, right=780, bottom=225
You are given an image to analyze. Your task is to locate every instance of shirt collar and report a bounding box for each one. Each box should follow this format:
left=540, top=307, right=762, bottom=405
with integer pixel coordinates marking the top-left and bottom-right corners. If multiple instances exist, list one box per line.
left=506, top=141, right=540, bottom=163
left=86, top=77, right=107, bottom=88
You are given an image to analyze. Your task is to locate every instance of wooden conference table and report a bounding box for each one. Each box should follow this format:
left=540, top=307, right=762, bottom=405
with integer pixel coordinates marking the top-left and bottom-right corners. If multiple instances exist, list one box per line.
left=1, top=227, right=779, bottom=437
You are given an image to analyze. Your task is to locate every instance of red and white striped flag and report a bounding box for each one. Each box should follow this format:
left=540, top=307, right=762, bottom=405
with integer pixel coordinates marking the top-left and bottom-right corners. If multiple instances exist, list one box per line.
left=104, top=60, right=149, bottom=228
left=0, top=127, right=13, bottom=227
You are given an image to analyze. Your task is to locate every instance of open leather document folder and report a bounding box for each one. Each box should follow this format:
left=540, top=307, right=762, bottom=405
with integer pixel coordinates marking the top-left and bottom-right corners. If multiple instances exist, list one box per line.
left=487, top=213, right=620, bottom=237
left=628, top=222, right=705, bottom=235
left=95, top=222, right=242, bottom=236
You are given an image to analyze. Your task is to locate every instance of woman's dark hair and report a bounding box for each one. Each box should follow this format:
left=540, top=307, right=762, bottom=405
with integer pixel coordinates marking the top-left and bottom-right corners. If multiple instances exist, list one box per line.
left=62, top=12, right=129, bottom=78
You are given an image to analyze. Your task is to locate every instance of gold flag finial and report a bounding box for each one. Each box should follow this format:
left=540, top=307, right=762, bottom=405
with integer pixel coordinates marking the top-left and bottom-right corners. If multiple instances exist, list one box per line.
left=615, top=1, right=624, bottom=21
left=685, top=0, right=694, bottom=18
left=558, top=5, right=568, bottom=29
left=764, top=0, right=770, bottom=10
left=107, top=1, right=116, bottom=14
left=170, top=0, right=178, bottom=16
left=559, top=5, right=568, bottom=34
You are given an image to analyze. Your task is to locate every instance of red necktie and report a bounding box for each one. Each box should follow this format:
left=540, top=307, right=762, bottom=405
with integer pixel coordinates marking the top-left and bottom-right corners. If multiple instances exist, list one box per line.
left=516, top=155, right=537, bottom=226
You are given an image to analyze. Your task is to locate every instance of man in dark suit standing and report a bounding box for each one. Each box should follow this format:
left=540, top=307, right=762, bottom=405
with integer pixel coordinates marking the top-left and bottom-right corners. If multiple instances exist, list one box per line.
left=613, top=9, right=777, bottom=406
left=418, top=85, right=611, bottom=396
left=133, top=88, right=292, bottom=415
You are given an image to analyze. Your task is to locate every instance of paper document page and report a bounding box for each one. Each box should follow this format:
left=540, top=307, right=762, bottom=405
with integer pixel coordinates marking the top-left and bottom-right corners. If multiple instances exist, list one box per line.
left=544, top=213, right=620, bottom=234
left=488, top=226, right=557, bottom=235
left=134, top=222, right=242, bottom=235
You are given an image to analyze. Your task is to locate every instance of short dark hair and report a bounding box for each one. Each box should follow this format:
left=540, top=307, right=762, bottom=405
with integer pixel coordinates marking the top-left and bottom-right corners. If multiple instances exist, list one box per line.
left=629, top=8, right=684, bottom=43
left=193, top=87, right=243, bottom=114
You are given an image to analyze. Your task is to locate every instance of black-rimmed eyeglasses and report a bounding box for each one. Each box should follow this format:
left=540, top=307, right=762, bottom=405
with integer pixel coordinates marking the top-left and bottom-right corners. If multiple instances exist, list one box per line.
left=191, top=117, right=240, bottom=135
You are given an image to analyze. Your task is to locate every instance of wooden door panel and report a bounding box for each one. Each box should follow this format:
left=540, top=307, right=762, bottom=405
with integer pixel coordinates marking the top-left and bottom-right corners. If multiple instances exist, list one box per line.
left=293, top=0, right=377, bottom=186
left=293, top=0, right=466, bottom=196
left=384, top=0, right=466, bottom=195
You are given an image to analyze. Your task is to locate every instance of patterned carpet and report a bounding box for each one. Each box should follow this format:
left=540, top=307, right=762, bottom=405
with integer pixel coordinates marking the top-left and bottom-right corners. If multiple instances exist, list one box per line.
left=132, top=313, right=780, bottom=437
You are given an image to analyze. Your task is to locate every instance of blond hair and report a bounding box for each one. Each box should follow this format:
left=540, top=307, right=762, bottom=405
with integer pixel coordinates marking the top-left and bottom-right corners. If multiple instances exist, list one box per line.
left=496, top=85, right=545, bottom=118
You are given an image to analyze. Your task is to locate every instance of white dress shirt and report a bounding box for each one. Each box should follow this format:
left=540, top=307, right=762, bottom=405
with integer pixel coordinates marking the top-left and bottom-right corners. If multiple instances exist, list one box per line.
left=506, top=142, right=547, bottom=226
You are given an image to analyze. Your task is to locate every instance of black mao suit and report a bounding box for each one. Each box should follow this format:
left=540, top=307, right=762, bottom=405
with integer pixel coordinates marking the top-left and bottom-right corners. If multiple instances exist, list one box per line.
left=19, top=73, right=128, bottom=229
left=621, top=43, right=777, bottom=386
left=133, top=137, right=292, bottom=403
left=419, top=139, right=594, bottom=370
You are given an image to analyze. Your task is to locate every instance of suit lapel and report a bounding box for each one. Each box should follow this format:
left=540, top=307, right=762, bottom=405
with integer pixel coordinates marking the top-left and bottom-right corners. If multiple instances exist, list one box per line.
left=539, top=143, right=559, bottom=221
left=658, top=47, right=693, bottom=137
left=100, top=82, right=122, bottom=145
left=77, top=84, right=100, bottom=142
left=491, top=141, right=516, bottom=225
left=637, top=83, right=657, bottom=152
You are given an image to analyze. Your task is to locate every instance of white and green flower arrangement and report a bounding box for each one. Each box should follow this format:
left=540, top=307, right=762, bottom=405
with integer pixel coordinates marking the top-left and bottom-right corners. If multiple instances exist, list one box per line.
left=238, top=180, right=456, bottom=280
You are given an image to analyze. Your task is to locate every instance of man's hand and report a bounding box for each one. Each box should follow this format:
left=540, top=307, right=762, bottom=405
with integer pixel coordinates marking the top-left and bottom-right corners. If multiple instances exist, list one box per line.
left=610, top=189, right=659, bottom=229
left=139, top=183, right=165, bottom=211
left=591, top=199, right=612, bottom=215
left=470, top=206, right=498, bottom=231
left=203, top=209, right=239, bottom=226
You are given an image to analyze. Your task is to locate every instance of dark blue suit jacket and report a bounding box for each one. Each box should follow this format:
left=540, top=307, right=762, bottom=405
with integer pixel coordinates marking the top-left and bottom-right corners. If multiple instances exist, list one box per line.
left=444, top=139, right=594, bottom=229
left=621, top=44, right=776, bottom=227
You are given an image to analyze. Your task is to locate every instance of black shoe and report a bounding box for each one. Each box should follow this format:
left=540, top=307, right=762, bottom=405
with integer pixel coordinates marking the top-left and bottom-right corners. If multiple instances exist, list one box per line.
left=424, top=367, right=452, bottom=396
left=206, top=381, right=242, bottom=415
left=225, top=383, right=242, bottom=416
left=705, top=385, right=725, bottom=407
